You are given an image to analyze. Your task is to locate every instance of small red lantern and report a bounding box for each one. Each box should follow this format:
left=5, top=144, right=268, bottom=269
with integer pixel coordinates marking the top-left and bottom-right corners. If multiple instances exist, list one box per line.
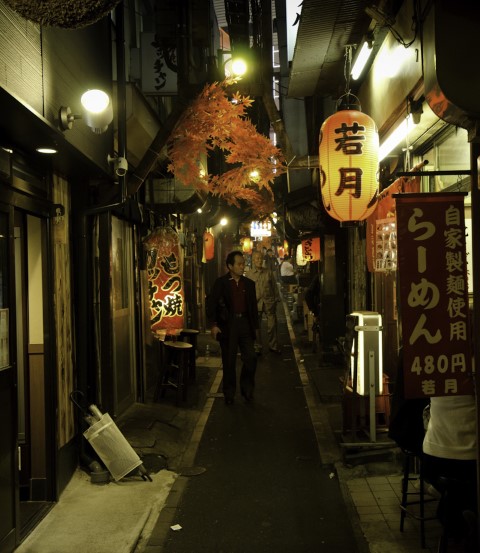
left=301, top=237, right=321, bottom=262
left=319, top=109, right=379, bottom=222
left=203, top=231, right=214, bottom=261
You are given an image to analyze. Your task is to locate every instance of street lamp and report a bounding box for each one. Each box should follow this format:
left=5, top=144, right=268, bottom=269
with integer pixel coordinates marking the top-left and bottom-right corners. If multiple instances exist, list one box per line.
left=218, top=49, right=248, bottom=78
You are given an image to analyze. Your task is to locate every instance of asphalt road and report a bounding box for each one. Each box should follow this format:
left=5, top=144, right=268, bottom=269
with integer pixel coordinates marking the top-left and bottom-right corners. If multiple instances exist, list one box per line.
left=160, top=319, right=365, bottom=553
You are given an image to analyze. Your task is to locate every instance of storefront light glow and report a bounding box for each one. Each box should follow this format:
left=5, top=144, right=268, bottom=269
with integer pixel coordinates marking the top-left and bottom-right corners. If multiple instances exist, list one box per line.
left=351, top=41, right=373, bottom=80
left=349, top=311, right=383, bottom=396
left=378, top=115, right=416, bottom=162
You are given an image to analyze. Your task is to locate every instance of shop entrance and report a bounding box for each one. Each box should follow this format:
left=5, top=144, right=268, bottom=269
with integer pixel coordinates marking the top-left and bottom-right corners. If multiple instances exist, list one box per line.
left=14, top=210, right=54, bottom=540
left=0, top=205, right=16, bottom=553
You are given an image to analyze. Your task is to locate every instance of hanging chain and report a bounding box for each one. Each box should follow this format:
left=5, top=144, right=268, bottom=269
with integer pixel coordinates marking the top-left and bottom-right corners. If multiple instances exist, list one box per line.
left=344, top=45, right=352, bottom=96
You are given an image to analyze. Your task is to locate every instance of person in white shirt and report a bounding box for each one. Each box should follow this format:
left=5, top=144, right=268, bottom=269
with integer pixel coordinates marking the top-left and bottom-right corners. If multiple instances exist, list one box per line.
left=280, top=255, right=296, bottom=285
left=423, top=394, right=477, bottom=549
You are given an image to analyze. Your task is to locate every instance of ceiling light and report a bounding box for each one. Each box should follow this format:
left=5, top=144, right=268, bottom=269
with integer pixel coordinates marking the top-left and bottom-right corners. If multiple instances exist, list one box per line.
left=378, top=115, right=416, bottom=162
left=351, top=38, right=374, bottom=80
left=36, top=147, right=57, bottom=154
left=59, top=89, right=113, bottom=134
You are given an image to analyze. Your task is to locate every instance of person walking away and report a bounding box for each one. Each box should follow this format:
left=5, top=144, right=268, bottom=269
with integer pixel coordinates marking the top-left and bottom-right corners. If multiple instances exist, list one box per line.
left=248, top=250, right=281, bottom=354
left=280, top=255, right=296, bottom=285
left=206, top=250, right=259, bottom=404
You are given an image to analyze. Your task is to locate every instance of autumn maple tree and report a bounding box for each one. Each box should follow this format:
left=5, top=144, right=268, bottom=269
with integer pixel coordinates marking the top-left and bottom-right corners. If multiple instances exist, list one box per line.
left=167, top=79, right=285, bottom=216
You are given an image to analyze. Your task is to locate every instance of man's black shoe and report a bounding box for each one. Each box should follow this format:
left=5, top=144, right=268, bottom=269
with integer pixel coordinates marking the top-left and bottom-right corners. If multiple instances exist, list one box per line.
left=241, top=391, right=254, bottom=403
left=225, top=397, right=234, bottom=405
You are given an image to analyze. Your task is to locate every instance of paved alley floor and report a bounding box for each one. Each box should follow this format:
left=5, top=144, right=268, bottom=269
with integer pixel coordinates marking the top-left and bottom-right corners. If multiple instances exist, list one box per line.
left=15, top=293, right=446, bottom=553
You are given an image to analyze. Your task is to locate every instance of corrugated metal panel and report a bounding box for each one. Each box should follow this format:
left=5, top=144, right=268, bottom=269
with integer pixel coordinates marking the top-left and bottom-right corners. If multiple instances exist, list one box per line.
left=288, top=0, right=370, bottom=99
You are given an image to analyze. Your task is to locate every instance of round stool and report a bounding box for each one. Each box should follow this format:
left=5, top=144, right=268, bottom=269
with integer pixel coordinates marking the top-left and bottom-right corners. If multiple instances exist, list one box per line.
left=155, top=340, right=192, bottom=405
left=180, top=328, right=200, bottom=380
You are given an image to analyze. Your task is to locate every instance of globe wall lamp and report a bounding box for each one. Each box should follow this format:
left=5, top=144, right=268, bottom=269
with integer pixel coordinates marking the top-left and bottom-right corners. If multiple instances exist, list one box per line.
left=218, top=49, right=248, bottom=79
left=59, top=89, right=113, bottom=134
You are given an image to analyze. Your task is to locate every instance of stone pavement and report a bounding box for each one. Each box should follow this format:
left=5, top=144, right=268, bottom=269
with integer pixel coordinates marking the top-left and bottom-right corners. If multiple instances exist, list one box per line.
left=15, top=298, right=445, bottom=553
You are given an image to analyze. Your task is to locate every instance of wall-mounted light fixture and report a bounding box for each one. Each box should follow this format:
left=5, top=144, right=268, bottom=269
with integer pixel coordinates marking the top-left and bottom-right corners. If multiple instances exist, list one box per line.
left=218, top=49, right=248, bottom=79
left=59, top=89, right=113, bottom=134
left=378, top=114, right=417, bottom=162
left=351, top=35, right=374, bottom=80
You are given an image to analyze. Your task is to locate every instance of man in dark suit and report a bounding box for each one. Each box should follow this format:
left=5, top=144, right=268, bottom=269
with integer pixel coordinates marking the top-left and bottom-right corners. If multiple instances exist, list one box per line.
left=206, top=250, right=259, bottom=405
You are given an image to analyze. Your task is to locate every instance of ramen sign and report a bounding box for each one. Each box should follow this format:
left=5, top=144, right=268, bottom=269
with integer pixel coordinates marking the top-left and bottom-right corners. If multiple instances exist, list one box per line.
left=396, top=193, right=473, bottom=398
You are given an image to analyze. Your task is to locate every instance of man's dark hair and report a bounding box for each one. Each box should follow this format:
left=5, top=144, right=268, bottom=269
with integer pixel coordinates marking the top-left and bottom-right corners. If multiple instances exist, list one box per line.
left=226, top=250, right=244, bottom=268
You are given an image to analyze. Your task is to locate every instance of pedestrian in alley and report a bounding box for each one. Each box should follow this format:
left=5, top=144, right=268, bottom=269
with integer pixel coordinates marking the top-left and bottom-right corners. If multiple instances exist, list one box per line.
left=422, top=394, right=478, bottom=552
left=280, top=254, right=296, bottom=285
left=247, top=250, right=281, bottom=355
left=263, top=247, right=278, bottom=273
left=206, top=250, right=259, bottom=405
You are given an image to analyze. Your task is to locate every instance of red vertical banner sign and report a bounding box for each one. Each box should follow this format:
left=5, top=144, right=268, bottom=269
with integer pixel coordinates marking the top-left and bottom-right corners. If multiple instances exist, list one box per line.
left=396, top=193, right=473, bottom=398
left=144, top=227, right=185, bottom=335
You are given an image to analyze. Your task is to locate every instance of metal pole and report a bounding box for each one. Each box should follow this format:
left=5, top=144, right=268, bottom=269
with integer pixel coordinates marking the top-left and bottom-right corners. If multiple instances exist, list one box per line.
left=369, top=350, right=376, bottom=443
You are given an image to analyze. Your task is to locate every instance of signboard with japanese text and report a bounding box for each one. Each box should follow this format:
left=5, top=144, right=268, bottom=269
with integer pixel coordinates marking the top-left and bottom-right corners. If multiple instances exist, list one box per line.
left=319, top=109, right=379, bottom=222
left=144, top=227, right=185, bottom=335
left=396, top=193, right=473, bottom=398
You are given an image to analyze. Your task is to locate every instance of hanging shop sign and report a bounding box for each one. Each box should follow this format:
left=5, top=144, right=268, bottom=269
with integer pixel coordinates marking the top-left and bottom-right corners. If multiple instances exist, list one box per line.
left=250, top=220, right=272, bottom=237
left=319, top=110, right=379, bottom=223
left=396, top=192, right=473, bottom=398
left=203, top=231, right=214, bottom=261
left=144, top=227, right=185, bottom=334
left=301, top=237, right=321, bottom=262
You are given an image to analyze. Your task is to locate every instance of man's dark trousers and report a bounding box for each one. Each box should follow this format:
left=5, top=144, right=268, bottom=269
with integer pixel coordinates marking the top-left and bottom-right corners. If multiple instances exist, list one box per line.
left=219, top=316, right=257, bottom=399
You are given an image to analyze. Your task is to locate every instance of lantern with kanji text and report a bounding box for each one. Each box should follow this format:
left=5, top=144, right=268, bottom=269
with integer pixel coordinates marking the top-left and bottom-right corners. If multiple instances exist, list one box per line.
left=319, top=109, right=379, bottom=223
left=301, top=237, right=321, bottom=262
left=144, top=227, right=185, bottom=335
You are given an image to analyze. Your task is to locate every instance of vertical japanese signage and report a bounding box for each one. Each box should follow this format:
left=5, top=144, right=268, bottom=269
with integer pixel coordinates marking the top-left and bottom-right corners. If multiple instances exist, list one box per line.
left=144, top=227, right=185, bottom=334
left=319, top=110, right=379, bottom=222
left=396, top=193, right=473, bottom=398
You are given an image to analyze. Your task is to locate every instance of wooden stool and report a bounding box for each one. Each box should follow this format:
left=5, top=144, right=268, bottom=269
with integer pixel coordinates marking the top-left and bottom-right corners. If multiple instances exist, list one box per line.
left=180, top=328, right=199, bottom=380
left=399, top=450, right=437, bottom=548
left=154, top=339, right=192, bottom=405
